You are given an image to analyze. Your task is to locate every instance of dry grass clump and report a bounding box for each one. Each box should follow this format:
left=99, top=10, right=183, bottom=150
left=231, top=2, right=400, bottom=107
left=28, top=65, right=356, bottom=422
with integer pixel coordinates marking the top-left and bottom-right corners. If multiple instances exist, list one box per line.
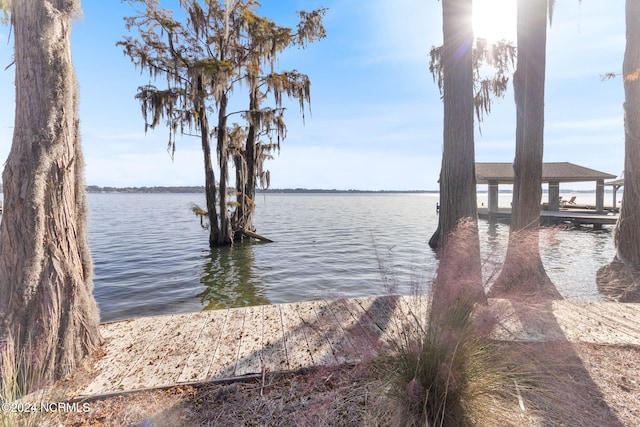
left=372, top=220, right=529, bottom=425
left=375, top=295, right=531, bottom=427
left=0, top=343, right=47, bottom=427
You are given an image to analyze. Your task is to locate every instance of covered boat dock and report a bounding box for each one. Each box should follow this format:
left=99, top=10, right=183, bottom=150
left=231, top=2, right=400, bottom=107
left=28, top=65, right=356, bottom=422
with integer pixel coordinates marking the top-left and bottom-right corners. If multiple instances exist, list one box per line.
left=476, top=162, right=619, bottom=228
left=476, top=162, right=617, bottom=214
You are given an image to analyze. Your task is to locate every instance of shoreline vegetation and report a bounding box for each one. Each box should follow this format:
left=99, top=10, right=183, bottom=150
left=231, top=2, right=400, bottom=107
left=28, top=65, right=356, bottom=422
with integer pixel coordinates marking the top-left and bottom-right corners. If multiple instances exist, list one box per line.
left=84, top=185, right=611, bottom=195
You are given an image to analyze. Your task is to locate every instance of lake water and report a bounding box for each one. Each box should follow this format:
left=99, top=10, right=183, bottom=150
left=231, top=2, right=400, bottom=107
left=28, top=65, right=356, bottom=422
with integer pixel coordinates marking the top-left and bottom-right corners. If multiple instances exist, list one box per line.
left=87, top=192, right=617, bottom=322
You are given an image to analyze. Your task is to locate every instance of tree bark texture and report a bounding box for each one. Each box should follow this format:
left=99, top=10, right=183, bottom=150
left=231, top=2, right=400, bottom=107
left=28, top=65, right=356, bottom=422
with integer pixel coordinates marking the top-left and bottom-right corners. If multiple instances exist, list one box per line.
left=490, top=0, right=560, bottom=299
left=242, top=84, right=259, bottom=234
left=597, top=0, right=640, bottom=299
left=233, top=80, right=259, bottom=238
left=216, top=93, right=233, bottom=246
left=0, top=0, right=102, bottom=389
left=616, top=0, right=640, bottom=268
left=430, top=0, right=485, bottom=305
left=199, top=108, right=221, bottom=248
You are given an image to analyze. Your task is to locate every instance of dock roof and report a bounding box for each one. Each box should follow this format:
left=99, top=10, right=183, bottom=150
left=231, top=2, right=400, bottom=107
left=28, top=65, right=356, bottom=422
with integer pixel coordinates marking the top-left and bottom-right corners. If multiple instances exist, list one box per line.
left=606, top=178, right=625, bottom=187
left=476, top=162, right=617, bottom=184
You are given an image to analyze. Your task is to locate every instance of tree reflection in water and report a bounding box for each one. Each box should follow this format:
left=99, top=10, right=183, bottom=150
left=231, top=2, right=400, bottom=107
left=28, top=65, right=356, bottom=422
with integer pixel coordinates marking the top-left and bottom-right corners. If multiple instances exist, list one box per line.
left=198, top=242, right=270, bottom=310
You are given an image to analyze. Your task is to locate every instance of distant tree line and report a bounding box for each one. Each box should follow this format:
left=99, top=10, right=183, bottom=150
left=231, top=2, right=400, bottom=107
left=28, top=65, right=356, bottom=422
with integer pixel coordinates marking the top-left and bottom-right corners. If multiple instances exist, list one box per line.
left=260, top=189, right=439, bottom=194
left=86, top=185, right=206, bottom=194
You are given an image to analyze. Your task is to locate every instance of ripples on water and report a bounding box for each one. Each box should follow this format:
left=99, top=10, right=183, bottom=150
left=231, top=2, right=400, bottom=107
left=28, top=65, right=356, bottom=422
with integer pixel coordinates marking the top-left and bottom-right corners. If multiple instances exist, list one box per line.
left=87, top=193, right=616, bottom=322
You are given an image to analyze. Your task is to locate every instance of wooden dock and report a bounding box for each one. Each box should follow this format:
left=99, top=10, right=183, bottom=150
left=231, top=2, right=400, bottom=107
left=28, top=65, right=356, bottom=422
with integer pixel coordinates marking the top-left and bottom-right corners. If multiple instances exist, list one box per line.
left=478, top=207, right=618, bottom=228
left=42, top=296, right=640, bottom=401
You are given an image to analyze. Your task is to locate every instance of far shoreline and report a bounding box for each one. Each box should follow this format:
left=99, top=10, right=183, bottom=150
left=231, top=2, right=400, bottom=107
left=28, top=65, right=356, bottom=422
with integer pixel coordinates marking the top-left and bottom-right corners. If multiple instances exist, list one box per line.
left=85, top=185, right=439, bottom=194
left=84, top=185, right=611, bottom=195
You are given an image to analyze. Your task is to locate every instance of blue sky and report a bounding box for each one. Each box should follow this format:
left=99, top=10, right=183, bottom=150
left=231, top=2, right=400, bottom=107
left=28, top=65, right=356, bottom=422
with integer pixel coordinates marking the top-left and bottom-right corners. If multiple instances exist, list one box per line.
left=0, top=0, right=627, bottom=190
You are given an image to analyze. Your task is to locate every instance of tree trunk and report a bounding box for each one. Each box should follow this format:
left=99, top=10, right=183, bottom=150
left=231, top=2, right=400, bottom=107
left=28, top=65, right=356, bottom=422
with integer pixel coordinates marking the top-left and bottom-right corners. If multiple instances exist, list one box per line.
left=232, top=152, right=246, bottom=235
left=596, top=0, right=640, bottom=299
left=232, top=126, right=256, bottom=240
left=200, top=108, right=221, bottom=248
left=617, top=0, right=640, bottom=267
left=232, top=82, right=258, bottom=240
left=430, top=0, right=479, bottom=250
left=216, top=93, right=233, bottom=246
left=232, top=78, right=262, bottom=241
left=0, top=0, right=102, bottom=391
left=490, top=0, right=561, bottom=299
left=242, top=83, right=259, bottom=234
left=430, top=0, right=486, bottom=305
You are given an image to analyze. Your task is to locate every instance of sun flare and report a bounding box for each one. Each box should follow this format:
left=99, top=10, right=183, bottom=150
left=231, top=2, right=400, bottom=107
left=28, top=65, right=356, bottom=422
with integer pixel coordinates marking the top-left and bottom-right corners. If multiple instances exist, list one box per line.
left=472, top=0, right=517, bottom=42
